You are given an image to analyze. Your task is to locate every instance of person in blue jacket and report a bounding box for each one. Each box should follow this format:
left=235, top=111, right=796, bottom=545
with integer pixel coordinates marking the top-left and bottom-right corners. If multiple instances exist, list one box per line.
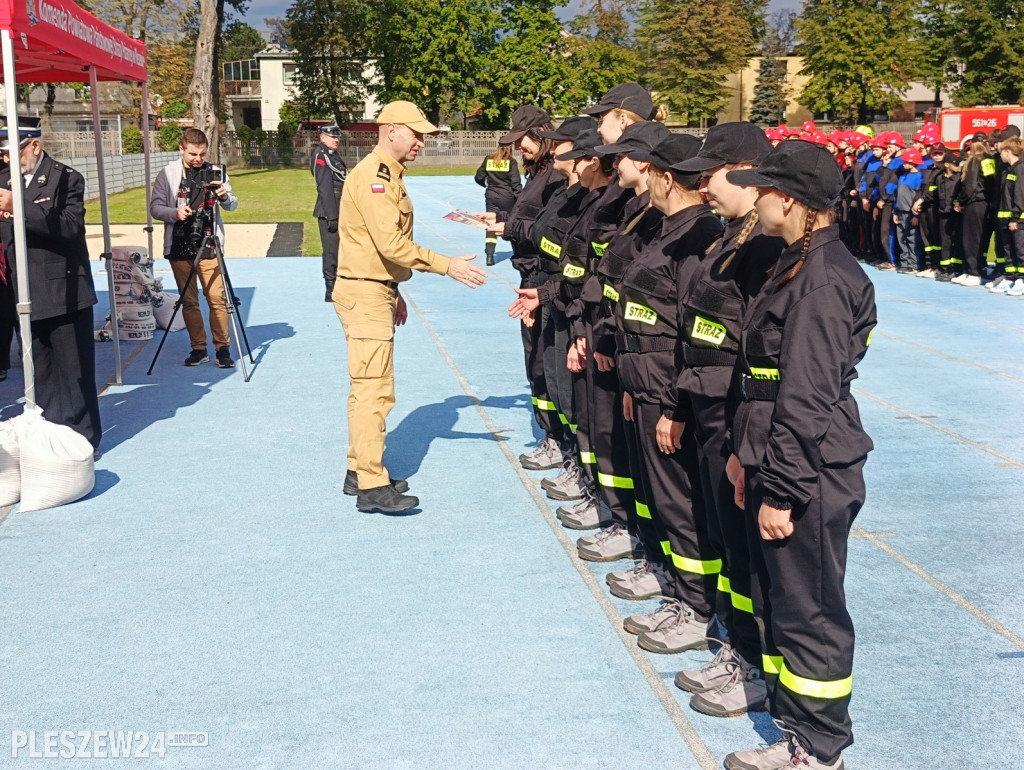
left=894, top=148, right=925, bottom=273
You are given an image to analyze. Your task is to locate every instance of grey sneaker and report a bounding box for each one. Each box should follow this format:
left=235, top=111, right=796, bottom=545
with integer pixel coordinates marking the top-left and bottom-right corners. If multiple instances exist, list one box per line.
left=623, top=598, right=682, bottom=635
left=637, top=605, right=713, bottom=653
left=560, top=493, right=611, bottom=530
left=576, top=523, right=639, bottom=562
left=544, top=460, right=586, bottom=501
left=557, top=493, right=594, bottom=518
left=519, top=437, right=562, bottom=470
left=605, top=557, right=655, bottom=585
left=789, top=742, right=844, bottom=769
left=675, top=641, right=739, bottom=693
left=725, top=736, right=794, bottom=770
left=608, top=560, right=669, bottom=600
left=689, top=660, right=768, bottom=717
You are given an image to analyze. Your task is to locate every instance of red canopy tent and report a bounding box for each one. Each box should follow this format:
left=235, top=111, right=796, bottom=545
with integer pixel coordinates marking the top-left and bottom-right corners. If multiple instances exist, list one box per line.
left=1, top=0, right=149, bottom=403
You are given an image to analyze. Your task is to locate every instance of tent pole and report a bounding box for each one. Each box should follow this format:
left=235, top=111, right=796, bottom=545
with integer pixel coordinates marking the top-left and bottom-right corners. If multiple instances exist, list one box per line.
left=140, top=79, right=154, bottom=263
left=90, top=65, right=122, bottom=385
left=2, top=30, right=35, bottom=409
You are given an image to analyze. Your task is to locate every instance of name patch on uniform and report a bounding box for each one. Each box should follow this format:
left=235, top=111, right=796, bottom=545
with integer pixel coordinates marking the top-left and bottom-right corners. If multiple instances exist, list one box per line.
left=371, top=183, right=386, bottom=193
left=540, top=236, right=562, bottom=259
left=486, top=160, right=510, bottom=172
left=691, top=315, right=727, bottom=347
left=750, top=367, right=780, bottom=381
left=603, top=284, right=619, bottom=302
left=624, top=302, right=658, bottom=326
left=591, top=241, right=608, bottom=257
left=376, top=163, right=391, bottom=182
left=562, top=264, right=585, bottom=279
left=981, top=158, right=996, bottom=176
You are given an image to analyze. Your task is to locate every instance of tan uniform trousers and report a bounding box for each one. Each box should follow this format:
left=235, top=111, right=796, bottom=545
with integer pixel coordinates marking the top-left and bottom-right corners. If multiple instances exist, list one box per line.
left=170, top=257, right=230, bottom=351
left=333, top=278, right=397, bottom=490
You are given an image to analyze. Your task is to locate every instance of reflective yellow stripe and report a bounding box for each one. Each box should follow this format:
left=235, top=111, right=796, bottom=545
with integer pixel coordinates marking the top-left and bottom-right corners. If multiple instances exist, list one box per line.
left=982, top=158, right=996, bottom=176
left=598, top=472, right=634, bottom=489
left=731, top=589, right=753, bottom=614
left=924, top=245, right=942, bottom=252
left=779, top=662, right=853, bottom=699
left=762, top=654, right=783, bottom=676
left=998, top=211, right=1013, bottom=218
left=485, top=236, right=498, bottom=244
left=486, top=159, right=511, bottom=172
left=717, top=574, right=731, bottom=594
left=865, top=329, right=873, bottom=347
left=635, top=501, right=652, bottom=519
left=1009, top=173, right=1018, bottom=181
left=670, top=551, right=722, bottom=575
left=592, top=241, right=608, bottom=256
left=580, top=451, right=597, bottom=464
left=749, top=367, right=780, bottom=380
left=533, top=397, right=557, bottom=411
left=928, top=185, right=938, bottom=191
left=557, top=413, right=570, bottom=425
left=569, top=423, right=577, bottom=432
left=691, top=315, right=728, bottom=347
left=603, top=284, right=620, bottom=302
left=563, top=263, right=585, bottom=279
left=540, top=236, right=562, bottom=259
left=660, top=540, right=672, bottom=556
left=624, top=301, right=658, bottom=326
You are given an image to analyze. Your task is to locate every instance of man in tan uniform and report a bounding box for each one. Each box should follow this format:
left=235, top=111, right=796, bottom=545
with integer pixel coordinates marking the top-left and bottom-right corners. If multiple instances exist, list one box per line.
left=334, top=100, right=487, bottom=513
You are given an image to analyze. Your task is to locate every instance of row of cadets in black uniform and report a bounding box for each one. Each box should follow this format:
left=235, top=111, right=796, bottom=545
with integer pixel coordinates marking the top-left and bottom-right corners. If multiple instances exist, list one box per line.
left=310, top=122, right=347, bottom=301
left=504, top=91, right=876, bottom=767
left=474, top=145, right=521, bottom=265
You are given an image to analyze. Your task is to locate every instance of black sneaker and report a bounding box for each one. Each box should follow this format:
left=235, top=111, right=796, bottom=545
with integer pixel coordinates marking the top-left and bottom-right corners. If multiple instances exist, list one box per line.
left=184, top=349, right=209, bottom=366
left=215, top=346, right=235, bottom=368
left=356, top=484, right=419, bottom=513
left=343, top=469, right=409, bottom=495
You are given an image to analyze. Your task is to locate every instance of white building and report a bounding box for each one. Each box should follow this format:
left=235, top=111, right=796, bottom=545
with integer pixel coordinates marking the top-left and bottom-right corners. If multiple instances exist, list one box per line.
left=223, top=45, right=381, bottom=131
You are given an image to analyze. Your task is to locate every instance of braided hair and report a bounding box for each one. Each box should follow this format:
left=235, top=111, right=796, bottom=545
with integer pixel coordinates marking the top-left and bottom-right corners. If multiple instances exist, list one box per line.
left=713, top=209, right=761, bottom=275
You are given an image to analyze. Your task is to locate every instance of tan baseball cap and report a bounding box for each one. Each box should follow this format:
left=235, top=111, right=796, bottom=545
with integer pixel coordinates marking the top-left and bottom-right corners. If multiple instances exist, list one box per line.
left=375, top=101, right=439, bottom=135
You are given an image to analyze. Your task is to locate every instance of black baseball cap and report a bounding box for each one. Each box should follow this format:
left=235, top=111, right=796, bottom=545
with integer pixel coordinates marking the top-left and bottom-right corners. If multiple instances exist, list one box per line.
left=538, top=116, right=597, bottom=142
left=726, top=140, right=844, bottom=210
left=630, top=134, right=704, bottom=188
left=499, top=105, right=551, bottom=145
left=581, top=83, right=654, bottom=119
left=555, top=129, right=604, bottom=160
left=595, top=121, right=670, bottom=156
left=672, top=121, right=772, bottom=173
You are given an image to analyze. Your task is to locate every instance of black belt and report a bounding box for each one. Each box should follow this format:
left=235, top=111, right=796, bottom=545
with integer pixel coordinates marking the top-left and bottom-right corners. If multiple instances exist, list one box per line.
left=346, top=277, right=399, bottom=290
left=615, top=332, right=676, bottom=353
left=682, top=343, right=737, bottom=367
left=740, top=374, right=780, bottom=401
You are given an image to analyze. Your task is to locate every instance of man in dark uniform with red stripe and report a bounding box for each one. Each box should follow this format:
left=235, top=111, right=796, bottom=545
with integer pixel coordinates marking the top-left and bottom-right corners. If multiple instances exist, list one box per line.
left=311, top=123, right=347, bottom=301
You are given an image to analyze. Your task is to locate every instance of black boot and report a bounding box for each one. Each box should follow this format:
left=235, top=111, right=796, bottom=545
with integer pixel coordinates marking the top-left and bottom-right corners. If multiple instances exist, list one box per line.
left=356, top=485, right=420, bottom=513
left=325, top=279, right=335, bottom=303
left=485, top=241, right=495, bottom=266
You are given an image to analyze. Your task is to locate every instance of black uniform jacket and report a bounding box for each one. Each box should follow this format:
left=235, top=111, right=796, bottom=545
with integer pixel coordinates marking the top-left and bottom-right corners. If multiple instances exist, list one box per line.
left=0, top=152, right=96, bottom=321
left=955, top=155, right=998, bottom=207
left=677, top=215, right=785, bottom=411
left=593, top=192, right=662, bottom=357
left=533, top=183, right=604, bottom=309
left=310, top=142, right=348, bottom=220
left=503, top=160, right=565, bottom=280
left=474, top=156, right=522, bottom=210
left=731, top=225, right=876, bottom=509
left=614, top=203, right=721, bottom=412
left=997, top=158, right=1024, bottom=221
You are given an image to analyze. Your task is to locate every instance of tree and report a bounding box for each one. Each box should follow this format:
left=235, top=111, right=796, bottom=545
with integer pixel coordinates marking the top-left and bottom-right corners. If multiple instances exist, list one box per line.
left=913, top=0, right=957, bottom=107
left=264, top=16, right=292, bottom=46
left=476, top=0, right=573, bottom=128
left=796, top=0, right=921, bottom=124
left=562, top=0, right=642, bottom=112
left=634, top=0, right=753, bottom=125
left=946, top=0, right=1024, bottom=105
left=748, top=57, right=788, bottom=125
left=366, top=0, right=499, bottom=124
left=190, top=0, right=220, bottom=156
left=221, top=20, right=264, bottom=63
left=286, top=0, right=370, bottom=124
left=148, top=40, right=194, bottom=117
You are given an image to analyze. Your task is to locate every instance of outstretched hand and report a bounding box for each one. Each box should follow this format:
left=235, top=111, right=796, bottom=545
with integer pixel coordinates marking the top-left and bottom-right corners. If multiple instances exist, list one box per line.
left=508, top=287, right=540, bottom=319
left=447, top=255, right=487, bottom=288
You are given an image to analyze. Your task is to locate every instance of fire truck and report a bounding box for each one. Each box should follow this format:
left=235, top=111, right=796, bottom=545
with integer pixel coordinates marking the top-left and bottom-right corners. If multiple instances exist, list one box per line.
left=938, top=106, right=1024, bottom=149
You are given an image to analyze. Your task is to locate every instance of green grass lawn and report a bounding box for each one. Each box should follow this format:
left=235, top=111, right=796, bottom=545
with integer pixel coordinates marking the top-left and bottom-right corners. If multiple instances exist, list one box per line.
left=85, top=164, right=476, bottom=257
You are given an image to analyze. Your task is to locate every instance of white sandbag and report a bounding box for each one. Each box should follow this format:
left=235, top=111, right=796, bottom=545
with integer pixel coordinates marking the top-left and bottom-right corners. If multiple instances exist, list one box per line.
left=117, top=317, right=156, bottom=341
left=152, top=292, right=187, bottom=332
left=0, top=415, right=22, bottom=506
left=18, top=406, right=94, bottom=512
left=117, top=304, right=154, bottom=322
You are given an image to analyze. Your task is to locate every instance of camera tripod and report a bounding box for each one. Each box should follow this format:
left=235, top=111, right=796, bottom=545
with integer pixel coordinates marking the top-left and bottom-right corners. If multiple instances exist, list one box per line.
left=147, top=231, right=254, bottom=381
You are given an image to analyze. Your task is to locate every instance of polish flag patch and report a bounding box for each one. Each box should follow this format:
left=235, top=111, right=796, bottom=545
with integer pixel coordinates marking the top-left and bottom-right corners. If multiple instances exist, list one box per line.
left=371, top=183, right=386, bottom=193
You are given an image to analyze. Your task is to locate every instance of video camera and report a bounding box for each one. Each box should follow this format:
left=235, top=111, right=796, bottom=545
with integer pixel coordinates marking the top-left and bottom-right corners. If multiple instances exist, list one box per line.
left=195, top=163, right=225, bottom=188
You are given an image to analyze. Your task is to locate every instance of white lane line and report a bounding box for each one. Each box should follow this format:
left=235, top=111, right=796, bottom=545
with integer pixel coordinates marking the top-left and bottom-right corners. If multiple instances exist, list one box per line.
left=852, top=525, right=1024, bottom=651
left=853, top=387, right=1024, bottom=470
left=879, top=292, right=1024, bottom=334
left=404, top=291, right=719, bottom=770
left=874, top=331, right=1024, bottom=384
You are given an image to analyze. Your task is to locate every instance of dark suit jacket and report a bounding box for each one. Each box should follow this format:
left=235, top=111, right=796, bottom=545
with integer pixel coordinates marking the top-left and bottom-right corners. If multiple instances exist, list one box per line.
left=310, top=142, right=347, bottom=220
left=0, top=152, right=97, bottom=321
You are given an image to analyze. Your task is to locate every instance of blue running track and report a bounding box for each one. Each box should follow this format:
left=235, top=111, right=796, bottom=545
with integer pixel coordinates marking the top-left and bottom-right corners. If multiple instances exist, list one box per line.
left=0, top=176, right=1021, bottom=768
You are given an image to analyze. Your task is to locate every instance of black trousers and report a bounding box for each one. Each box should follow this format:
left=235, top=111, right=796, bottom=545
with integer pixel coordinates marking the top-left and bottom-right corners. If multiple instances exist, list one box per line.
left=634, top=400, right=717, bottom=619
left=0, top=278, right=17, bottom=370
left=521, top=283, right=562, bottom=443
left=746, top=459, right=865, bottom=764
left=920, top=208, right=942, bottom=270
left=485, top=197, right=514, bottom=260
left=587, top=356, right=634, bottom=526
left=960, top=202, right=991, bottom=276
left=691, top=394, right=761, bottom=666
left=318, top=217, right=338, bottom=283
left=32, top=306, right=101, bottom=449
left=543, top=307, right=575, bottom=438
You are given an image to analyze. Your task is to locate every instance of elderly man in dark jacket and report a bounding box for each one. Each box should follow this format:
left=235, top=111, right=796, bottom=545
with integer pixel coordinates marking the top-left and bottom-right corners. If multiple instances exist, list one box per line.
left=0, top=126, right=100, bottom=450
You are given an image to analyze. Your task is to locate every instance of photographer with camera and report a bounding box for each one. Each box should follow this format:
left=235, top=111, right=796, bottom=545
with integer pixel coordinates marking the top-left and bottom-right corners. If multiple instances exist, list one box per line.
left=150, top=127, right=239, bottom=368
